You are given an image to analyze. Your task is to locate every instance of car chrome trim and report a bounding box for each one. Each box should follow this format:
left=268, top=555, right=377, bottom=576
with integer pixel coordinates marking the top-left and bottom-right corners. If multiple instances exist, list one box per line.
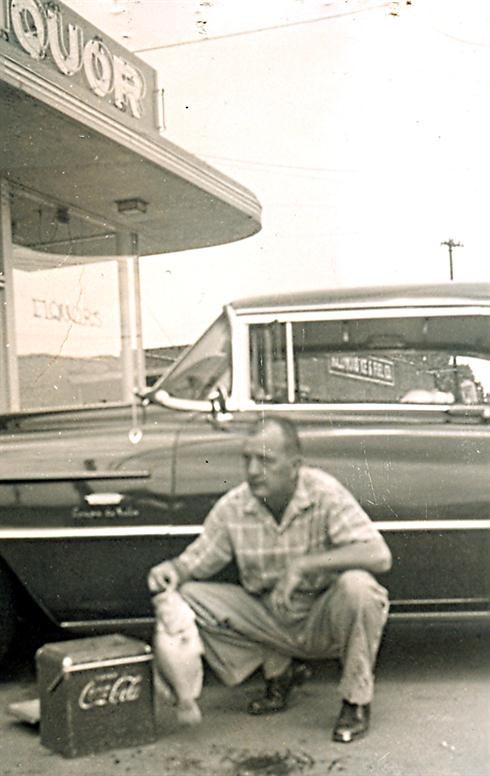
left=242, top=401, right=458, bottom=412
left=59, top=610, right=489, bottom=632
left=0, top=519, right=488, bottom=540
left=0, top=471, right=150, bottom=483
left=232, top=282, right=490, bottom=312
left=230, top=313, right=250, bottom=408
left=376, top=520, right=490, bottom=531
left=152, top=389, right=213, bottom=413
left=0, top=526, right=205, bottom=539
left=390, top=597, right=489, bottom=606
left=388, top=611, right=489, bottom=621
left=60, top=617, right=154, bottom=630
left=237, top=305, right=490, bottom=324
left=285, top=321, right=296, bottom=403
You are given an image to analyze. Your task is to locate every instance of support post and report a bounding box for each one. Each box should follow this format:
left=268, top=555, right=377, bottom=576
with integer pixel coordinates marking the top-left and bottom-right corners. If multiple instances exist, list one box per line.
left=131, top=253, right=146, bottom=391
left=116, top=231, right=145, bottom=402
left=0, top=180, right=20, bottom=412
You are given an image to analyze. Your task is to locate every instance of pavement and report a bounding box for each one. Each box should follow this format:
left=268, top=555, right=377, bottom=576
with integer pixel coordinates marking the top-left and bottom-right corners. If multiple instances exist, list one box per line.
left=0, top=620, right=488, bottom=776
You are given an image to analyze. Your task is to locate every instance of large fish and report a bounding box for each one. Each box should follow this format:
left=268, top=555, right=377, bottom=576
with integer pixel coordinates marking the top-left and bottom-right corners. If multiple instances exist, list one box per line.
left=152, top=590, right=204, bottom=724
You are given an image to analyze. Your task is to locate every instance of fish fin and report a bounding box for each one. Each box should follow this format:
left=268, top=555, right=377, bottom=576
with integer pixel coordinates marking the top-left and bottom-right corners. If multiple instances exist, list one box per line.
left=153, top=669, right=176, bottom=704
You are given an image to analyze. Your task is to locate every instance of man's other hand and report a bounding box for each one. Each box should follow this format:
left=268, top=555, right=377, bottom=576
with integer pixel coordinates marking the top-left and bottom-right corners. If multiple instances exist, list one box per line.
left=148, top=560, right=179, bottom=593
left=272, top=562, right=303, bottom=611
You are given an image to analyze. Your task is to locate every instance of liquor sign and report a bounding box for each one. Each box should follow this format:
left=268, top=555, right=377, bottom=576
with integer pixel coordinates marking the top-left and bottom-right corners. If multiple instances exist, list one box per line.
left=329, top=354, right=395, bottom=386
left=0, top=0, right=159, bottom=134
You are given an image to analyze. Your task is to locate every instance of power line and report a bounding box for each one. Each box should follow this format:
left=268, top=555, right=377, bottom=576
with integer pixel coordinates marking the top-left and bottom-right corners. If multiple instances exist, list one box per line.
left=133, top=2, right=393, bottom=53
left=201, top=154, right=357, bottom=175
left=431, top=26, right=490, bottom=49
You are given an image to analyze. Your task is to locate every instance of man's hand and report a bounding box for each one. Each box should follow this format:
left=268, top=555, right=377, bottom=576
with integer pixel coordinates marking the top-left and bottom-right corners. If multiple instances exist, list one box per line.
left=148, top=560, right=179, bottom=594
left=272, top=561, right=304, bottom=612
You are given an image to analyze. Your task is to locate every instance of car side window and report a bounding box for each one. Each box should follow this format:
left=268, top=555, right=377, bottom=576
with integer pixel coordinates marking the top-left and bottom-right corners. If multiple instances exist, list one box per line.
left=249, top=316, right=490, bottom=405
left=249, top=322, right=288, bottom=402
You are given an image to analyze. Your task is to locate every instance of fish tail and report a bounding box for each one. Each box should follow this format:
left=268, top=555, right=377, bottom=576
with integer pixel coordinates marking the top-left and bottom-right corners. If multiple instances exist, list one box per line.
left=176, top=699, right=202, bottom=725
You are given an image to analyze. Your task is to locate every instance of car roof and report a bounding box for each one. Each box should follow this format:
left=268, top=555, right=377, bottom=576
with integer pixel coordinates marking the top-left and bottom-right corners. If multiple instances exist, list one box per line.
left=231, top=282, right=490, bottom=315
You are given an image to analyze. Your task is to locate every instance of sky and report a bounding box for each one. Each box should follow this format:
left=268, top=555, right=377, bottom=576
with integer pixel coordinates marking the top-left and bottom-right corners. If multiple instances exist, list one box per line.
left=62, top=0, right=490, bottom=347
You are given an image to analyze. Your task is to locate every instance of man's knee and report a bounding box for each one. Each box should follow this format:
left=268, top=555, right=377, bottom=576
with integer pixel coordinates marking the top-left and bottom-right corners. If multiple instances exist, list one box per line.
left=180, top=580, right=200, bottom=597
left=180, top=580, right=209, bottom=607
left=334, top=570, right=388, bottom=613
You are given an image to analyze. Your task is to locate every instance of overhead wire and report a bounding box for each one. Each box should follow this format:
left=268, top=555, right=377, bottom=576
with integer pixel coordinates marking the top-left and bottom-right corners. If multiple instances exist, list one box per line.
left=200, top=154, right=357, bottom=175
left=133, top=2, right=394, bottom=53
left=430, top=26, right=490, bottom=49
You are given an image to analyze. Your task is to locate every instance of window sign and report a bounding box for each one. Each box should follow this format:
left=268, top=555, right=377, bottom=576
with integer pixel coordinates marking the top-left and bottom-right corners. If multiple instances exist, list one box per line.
left=12, top=247, right=124, bottom=409
left=329, top=354, right=395, bottom=385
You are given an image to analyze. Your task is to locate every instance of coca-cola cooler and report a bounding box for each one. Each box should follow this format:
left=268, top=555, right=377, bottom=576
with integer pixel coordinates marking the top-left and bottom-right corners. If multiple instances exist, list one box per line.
left=36, top=634, right=156, bottom=758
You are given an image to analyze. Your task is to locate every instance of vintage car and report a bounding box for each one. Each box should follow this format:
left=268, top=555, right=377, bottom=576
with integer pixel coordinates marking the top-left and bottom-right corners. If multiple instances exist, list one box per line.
left=0, top=282, right=489, bottom=662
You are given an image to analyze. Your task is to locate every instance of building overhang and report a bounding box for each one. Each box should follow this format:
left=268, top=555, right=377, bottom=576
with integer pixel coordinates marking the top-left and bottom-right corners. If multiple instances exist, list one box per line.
left=0, top=0, right=261, bottom=259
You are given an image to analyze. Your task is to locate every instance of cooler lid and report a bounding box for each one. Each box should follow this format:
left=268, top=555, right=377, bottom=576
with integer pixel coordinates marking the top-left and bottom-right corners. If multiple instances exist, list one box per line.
left=37, top=633, right=152, bottom=663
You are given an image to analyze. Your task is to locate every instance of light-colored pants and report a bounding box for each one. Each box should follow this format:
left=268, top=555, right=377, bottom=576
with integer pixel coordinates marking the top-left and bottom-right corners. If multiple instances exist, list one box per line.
left=181, top=570, right=389, bottom=706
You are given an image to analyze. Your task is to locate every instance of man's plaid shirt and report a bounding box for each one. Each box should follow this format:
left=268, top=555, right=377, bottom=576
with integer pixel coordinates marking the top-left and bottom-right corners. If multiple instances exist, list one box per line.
left=175, top=466, right=381, bottom=601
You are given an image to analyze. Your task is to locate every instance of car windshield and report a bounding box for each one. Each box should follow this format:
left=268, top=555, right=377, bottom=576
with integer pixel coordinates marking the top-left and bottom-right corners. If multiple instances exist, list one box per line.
left=156, top=313, right=232, bottom=400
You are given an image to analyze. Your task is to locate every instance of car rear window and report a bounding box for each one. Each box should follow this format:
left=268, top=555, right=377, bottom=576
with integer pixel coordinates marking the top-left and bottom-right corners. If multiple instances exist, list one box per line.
left=249, top=315, right=490, bottom=406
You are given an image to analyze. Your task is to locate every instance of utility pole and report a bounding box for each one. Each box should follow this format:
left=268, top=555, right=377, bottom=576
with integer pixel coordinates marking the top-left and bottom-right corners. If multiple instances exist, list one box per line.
left=440, top=238, right=463, bottom=281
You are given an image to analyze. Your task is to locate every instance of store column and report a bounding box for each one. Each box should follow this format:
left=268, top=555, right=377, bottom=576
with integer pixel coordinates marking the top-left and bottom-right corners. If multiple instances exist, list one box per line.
left=0, top=180, right=19, bottom=413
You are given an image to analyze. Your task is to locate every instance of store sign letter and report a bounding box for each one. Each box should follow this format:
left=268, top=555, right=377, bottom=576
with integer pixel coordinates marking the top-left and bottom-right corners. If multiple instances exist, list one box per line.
left=10, top=0, right=47, bottom=59
left=2, top=0, right=146, bottom=119
left=32, top=297, right=101, bottom=328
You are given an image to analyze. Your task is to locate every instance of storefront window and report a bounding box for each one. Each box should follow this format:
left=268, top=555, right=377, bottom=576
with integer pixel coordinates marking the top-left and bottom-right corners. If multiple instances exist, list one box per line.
left=12, top=245, right=125, bottom=410
left=10, top=188, right=117, bottom=257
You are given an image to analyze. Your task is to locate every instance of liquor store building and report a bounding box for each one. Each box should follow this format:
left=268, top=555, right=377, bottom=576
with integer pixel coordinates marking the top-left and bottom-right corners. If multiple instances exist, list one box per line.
left=0, top=0, right=261, bottom=412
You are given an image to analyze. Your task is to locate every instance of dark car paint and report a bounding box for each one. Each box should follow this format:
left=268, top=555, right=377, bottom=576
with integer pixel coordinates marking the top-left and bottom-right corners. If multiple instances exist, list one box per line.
left=1, top=404, right=488, bottom=627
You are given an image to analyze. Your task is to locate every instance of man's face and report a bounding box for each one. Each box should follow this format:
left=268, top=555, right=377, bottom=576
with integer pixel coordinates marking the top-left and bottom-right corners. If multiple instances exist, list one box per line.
left=242, top=423, right=299, bottom=508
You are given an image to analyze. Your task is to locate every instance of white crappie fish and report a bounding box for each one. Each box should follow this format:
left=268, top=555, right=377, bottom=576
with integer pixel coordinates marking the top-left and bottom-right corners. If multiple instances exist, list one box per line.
left=152, top=590, right=204, bottom=724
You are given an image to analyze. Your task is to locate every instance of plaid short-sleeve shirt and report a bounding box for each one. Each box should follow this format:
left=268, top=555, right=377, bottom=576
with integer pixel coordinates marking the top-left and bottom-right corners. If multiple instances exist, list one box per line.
left=176, top=466, right=380, bottom=599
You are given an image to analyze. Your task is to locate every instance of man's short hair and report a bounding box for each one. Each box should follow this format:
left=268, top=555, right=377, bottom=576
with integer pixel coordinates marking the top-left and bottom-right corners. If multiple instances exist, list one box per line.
left=250, top=416, right=302, bottom=457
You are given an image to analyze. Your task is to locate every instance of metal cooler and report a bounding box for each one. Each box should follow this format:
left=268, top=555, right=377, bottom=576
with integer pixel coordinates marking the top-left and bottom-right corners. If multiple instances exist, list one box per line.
left=36, top=634, right=156, bottom=758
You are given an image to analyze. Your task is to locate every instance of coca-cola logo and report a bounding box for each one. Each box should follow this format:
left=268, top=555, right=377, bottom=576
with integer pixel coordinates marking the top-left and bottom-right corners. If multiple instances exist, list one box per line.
left=78, top=670, right=142, bottom=710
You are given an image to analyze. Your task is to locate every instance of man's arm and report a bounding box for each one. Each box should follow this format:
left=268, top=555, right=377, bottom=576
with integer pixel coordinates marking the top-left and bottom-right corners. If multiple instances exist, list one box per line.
left=147, top=497, right=235, bottom=593
left=278, top=536, right=392, bottom=609
left=299, top=535, right=392, bottom=577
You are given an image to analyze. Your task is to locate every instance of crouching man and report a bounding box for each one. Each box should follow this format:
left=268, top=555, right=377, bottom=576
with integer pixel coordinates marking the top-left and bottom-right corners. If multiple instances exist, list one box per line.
left=148, top=416, right=392, bottom=743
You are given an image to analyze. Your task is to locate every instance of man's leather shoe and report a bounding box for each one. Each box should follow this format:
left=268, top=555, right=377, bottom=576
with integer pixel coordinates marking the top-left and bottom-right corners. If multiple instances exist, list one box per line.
left=332, top=700, right=370, bottom=743
left=247, top=661, right=311, bottom=715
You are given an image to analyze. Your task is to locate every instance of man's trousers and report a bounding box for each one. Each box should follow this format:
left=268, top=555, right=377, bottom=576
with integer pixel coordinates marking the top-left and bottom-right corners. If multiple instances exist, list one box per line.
left=181, top=570, right=389, bottom=706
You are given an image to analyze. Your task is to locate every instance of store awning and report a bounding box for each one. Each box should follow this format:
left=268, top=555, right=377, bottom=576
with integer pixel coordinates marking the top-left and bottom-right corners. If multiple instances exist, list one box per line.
left=0, top=0, right=261, bottom=258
